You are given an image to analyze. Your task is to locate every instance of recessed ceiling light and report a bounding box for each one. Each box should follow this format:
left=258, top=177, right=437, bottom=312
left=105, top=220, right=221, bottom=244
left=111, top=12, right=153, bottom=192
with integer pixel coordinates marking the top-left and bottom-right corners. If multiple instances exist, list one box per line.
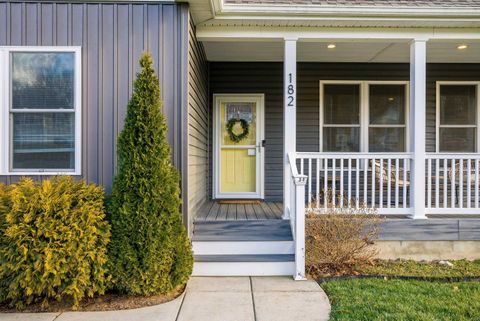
left=457, top=44, right=468, bottom=50
left=327, top=44, right=336, bottom=49
left=388, top=97, right=395, bottom=101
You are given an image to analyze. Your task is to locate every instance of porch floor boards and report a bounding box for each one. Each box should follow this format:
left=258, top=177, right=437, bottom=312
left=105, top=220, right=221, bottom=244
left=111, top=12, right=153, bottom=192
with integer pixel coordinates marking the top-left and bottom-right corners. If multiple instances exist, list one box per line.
left=195, top=201, right=283, bottom=221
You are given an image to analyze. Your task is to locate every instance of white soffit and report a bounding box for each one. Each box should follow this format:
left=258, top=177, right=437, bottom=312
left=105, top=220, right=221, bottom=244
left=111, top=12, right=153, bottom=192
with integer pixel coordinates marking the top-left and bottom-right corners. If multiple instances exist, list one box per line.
left=203, top=40, right=480, bottom=63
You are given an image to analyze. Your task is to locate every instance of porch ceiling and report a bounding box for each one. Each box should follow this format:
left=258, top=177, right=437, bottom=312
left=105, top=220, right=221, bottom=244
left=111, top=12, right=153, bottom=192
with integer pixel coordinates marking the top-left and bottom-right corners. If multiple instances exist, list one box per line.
left=203, top=40, right=480, bottom=63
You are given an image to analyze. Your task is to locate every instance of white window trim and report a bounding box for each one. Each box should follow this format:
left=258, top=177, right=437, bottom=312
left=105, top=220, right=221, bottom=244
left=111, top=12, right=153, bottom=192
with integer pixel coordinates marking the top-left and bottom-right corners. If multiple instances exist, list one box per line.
left=319, top=80, right=410, bottom=153
left=435, top=81, right=480, bottom=153
left=0, top=46, right=82, bottom=175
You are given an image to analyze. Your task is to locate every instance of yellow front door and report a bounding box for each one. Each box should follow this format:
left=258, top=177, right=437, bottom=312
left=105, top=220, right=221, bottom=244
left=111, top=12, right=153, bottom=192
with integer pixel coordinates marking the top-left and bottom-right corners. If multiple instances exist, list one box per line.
left=217, top=95, right=263, bottom=197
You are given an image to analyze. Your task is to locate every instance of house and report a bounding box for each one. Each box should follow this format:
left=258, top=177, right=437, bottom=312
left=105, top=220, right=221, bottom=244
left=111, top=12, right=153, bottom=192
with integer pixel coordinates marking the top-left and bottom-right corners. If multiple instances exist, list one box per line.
left=0, top=0, right=480, bottom=279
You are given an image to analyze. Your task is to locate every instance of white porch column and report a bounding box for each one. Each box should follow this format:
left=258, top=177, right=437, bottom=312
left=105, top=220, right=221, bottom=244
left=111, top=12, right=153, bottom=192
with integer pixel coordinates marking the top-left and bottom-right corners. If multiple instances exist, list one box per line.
left=409, top=39, right=427, bottom=219
left=283, top=38, right=297, bottom=219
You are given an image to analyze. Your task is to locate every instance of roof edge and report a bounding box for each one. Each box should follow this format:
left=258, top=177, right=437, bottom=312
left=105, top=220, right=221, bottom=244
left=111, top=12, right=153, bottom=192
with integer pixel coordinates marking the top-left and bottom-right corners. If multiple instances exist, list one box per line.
left=216, top=1, right=480, bottom=19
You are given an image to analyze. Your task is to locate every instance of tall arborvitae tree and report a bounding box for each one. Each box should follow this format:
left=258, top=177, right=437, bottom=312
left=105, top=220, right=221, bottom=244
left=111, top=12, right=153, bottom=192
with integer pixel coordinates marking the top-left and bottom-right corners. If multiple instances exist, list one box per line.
left=108, top=53, right=193, bottom=295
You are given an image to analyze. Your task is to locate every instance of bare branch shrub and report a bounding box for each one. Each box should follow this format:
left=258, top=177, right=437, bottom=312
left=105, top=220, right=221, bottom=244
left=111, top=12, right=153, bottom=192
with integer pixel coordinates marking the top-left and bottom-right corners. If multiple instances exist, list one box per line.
left=306, top=189, right=384, bottom=278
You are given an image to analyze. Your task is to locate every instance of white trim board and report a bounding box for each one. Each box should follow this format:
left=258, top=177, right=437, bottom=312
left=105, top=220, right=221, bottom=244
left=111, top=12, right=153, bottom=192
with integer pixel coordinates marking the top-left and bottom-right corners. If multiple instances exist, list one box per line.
left=213, top=94, right=265, bottom=199
left=196, top=26, right=480, bottom=42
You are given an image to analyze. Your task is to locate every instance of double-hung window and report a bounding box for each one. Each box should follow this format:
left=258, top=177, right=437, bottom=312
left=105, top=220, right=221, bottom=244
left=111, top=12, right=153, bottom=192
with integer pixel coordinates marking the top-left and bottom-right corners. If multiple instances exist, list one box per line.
left=320, top=81, right=409, bottom=153
left=0, top=47, right=81, bottom=175
left=437, top=82, right=480, bottom=153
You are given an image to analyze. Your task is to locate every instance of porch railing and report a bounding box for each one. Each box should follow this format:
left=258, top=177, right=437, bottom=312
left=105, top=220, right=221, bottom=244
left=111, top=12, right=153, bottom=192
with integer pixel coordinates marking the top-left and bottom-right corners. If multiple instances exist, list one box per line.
left=286, top=151, right=480, bottom=279
left=426, top=153, right=480, bottom=214
left=287, top=152, right=307, bottom=280
left=296, top=152, right=413, bottom=215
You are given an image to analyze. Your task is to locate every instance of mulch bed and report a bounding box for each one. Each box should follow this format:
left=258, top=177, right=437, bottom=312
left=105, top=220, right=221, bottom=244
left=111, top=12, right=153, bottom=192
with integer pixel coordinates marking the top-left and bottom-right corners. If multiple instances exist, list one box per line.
left=0, top=286, right=185, bottom=313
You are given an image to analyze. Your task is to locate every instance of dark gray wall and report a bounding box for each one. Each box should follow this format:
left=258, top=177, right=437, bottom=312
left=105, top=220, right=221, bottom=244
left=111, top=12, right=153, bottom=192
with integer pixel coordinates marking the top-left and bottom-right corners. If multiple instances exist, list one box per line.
left=209, top=62, right=480, bottom=202
left=0, top=1, right=189, bottom=196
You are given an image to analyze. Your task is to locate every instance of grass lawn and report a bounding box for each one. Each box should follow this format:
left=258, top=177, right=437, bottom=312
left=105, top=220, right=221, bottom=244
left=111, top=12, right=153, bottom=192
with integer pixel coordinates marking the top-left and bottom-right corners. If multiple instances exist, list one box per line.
left=322, top=278, right=480, bottom=321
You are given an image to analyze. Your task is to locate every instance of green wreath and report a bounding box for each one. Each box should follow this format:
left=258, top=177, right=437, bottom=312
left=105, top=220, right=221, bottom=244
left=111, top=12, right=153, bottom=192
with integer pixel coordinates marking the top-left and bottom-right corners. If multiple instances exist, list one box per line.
left=226, top=118, right=250, bottom=143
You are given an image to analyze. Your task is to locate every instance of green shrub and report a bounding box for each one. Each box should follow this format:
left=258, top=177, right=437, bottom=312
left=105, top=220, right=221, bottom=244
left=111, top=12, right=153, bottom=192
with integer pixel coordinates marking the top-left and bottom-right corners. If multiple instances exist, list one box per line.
left=108, top=52, right=193, bottom=295
left=0, top=177, right=110, bottom=309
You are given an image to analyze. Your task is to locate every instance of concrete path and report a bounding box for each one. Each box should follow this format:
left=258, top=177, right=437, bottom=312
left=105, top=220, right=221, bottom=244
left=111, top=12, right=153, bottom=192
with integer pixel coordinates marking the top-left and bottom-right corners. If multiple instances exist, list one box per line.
left=0, top=277, right=331, bottom=321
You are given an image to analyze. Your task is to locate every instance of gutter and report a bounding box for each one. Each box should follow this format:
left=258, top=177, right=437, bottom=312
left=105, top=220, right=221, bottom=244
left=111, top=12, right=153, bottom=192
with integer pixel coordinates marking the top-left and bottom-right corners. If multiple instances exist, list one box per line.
left=218, top=3, right=480, bottom=19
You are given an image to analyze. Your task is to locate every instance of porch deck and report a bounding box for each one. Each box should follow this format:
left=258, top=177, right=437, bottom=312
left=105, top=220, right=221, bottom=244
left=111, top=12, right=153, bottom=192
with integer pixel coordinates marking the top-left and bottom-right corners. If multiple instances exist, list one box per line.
left=195, top=201, right=283, bottom=221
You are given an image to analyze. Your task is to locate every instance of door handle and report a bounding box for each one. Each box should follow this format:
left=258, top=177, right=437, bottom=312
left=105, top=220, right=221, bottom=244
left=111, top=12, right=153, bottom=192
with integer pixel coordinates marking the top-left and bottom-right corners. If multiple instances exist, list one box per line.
left=256, top=140, right=266, bottom=153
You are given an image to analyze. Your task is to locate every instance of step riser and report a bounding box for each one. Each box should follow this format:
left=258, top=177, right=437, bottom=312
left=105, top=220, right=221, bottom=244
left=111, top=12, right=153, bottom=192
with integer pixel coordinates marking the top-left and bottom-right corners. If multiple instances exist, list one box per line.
left=193, top=262, right=295, bottom=276
left=192, top=241, right=294, bottom=255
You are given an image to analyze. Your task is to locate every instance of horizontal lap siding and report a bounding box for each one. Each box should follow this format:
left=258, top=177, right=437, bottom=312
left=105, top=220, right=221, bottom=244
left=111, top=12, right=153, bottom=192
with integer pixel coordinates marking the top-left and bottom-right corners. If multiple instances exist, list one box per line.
left=187, top=16, right=209, bottom=233
left=0, top=2, right=189, bottom=193
left=210, top=62, right=480, bottom=201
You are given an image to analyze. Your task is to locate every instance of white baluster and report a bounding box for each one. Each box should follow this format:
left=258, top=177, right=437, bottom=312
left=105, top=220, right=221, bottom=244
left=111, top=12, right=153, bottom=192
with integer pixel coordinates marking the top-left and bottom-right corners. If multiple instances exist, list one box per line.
left=451, top=160, right=456, bottom=208
left=371, top=158, right=376, bottom=208
left=324, top=158, right=328, bottom=210
left=395, top=158, right=399, bottom=208
left=316, top=158, right=320, bottom=209
left=467, top=159, right=471, bottom=208
left=356, top=158, right=360, bottom=208
left=387, top=158, right=392, bottom=208
left=308, top=158, right=312, bottom=209
left=403, top=158, right=407, bottom=208
left=332, top=159, right=336, bottom=207
left=435, top=158, right=440, bottom=208
left=476, top=159, right=479, bottom=209
left=340, top=158, right=344, bottom=207
left=427, top=157, right=432, bottom=208
left=364, top=158, right=368, bottom=206
left=348, top=158, right=352, bottom=206
left=443, top=158, right=448, bottom=209
left=379, top=159, right=384, bottom=208
left=459, top=160, right=463, bottom=208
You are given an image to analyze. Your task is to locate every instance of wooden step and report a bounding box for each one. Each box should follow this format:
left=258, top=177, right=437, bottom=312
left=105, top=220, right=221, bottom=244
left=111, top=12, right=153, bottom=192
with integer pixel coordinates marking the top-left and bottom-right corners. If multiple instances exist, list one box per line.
left=195, top=254, right=294, bottom=262
left=192, top=254, right=295, bottom=276
left=192, top=220, right=293, bottom=242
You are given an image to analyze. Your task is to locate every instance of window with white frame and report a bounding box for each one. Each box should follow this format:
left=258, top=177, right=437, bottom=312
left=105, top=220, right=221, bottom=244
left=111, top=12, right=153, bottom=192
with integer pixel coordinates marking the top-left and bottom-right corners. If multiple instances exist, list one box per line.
left=0, top=47, right=81, bottom=174
left=437, top=82, right=480, bottom=153
left=320, top=81, right=408, bottom=153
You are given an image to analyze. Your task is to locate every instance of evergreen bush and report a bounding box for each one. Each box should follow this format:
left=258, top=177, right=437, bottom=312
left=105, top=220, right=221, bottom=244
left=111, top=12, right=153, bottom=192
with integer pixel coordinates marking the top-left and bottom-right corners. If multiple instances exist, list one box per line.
left=107, top=52, right=193, bottom=295
left=0, top=177, right=110, bottom=309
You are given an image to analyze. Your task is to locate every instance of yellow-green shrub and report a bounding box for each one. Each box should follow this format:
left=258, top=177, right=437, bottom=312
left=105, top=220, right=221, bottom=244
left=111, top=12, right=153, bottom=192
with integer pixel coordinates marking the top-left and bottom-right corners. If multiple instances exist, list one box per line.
left=0, top=176, right=111, bottom=309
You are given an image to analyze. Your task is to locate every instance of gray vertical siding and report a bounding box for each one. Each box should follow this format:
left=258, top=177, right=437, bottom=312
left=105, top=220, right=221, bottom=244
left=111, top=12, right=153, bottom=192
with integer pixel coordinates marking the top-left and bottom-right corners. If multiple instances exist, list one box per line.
left=0, top=2, right=189, bottom=196
left=209, top=62, right=480, bottom=201
left=187, top=14, right=209, bottom=234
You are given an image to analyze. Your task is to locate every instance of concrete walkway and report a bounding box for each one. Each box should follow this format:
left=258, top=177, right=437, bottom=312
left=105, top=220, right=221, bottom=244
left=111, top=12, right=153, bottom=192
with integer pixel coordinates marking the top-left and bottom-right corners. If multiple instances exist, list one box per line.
left=0, top=277, right=331, bottom=321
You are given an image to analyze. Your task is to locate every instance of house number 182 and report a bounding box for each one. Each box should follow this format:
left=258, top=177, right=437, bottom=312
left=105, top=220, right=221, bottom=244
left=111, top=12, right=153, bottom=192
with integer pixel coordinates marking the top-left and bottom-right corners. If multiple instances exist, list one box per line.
left=287, top=73, right=295, bottom=107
